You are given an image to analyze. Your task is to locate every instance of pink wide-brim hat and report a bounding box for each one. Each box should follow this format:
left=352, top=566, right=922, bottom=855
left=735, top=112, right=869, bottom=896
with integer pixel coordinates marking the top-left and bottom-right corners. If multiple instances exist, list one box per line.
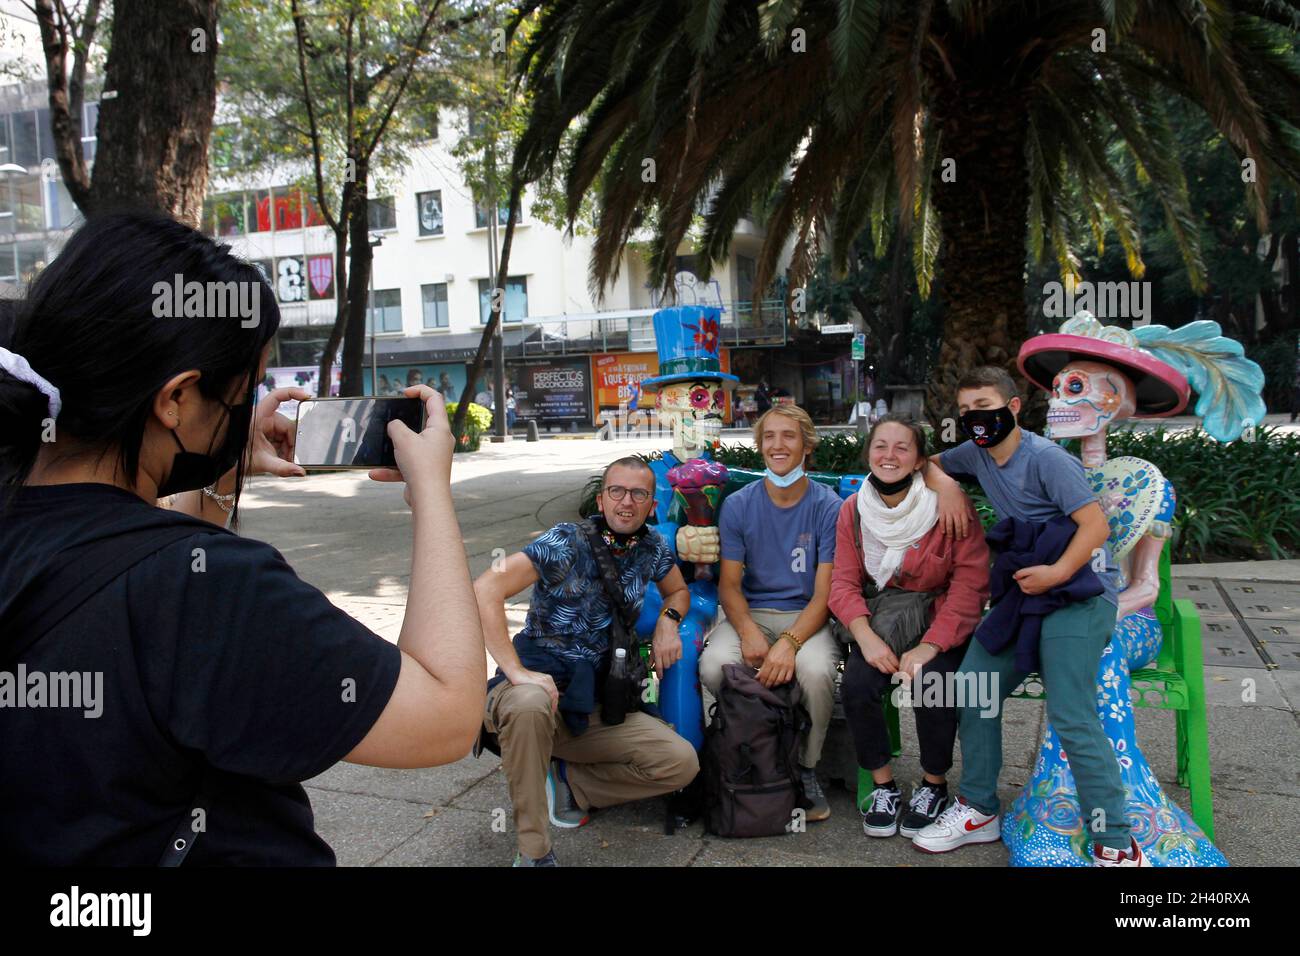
left=1018, top=333, right=1191, bottom=417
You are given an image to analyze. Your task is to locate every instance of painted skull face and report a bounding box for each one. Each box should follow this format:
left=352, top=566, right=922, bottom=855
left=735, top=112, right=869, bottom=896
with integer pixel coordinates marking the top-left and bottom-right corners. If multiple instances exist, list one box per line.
left=1046, top=360, right=1136, bottom=438
left=657, top=379, right=726, bottom=459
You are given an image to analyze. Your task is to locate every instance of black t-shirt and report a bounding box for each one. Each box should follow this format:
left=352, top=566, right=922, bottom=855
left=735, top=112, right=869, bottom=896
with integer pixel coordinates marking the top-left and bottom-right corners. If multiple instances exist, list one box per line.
left=0, top=483, right=401, bottom=865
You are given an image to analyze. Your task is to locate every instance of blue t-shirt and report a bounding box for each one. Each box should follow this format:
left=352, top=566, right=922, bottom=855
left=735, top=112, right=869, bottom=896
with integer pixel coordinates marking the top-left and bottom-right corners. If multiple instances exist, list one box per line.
left=519, top=522, right=675, bottom=665
left=942, top=431, right=1119, bottom=605
left=719, top=478, right=841, bottom=611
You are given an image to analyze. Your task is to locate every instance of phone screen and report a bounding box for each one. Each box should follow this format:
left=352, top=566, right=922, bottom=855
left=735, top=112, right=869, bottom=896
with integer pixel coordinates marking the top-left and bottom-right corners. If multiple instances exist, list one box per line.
left=294, top=397, right=424, bottom=468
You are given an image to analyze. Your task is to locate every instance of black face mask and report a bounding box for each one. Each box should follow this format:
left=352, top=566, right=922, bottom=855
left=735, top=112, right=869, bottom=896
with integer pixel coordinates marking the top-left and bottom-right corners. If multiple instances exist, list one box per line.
left=959, top=406, right=1017, bottom=448
left=867, top=470, right=916, bottom=496
left=157, top=398, right=253, bottom=497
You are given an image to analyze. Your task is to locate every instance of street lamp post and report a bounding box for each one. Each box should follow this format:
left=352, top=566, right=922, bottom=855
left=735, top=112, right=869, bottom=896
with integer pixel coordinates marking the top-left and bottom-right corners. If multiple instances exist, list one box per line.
left=368, top=233, right=383, bottom=395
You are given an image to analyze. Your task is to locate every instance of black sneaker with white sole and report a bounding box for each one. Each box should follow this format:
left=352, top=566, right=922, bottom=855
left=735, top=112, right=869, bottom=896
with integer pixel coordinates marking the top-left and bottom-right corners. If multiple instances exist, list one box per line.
left=861, top=783, right=901, bottom=838
left=899, top=782, right=949, bottom=838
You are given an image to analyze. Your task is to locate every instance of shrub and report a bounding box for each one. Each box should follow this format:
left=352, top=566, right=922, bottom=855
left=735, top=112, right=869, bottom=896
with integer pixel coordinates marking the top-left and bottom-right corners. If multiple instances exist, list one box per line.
left=446, top=401, right=492, bottom=453
left=1107, top=425, right=1300, bottom=562
left=716, top=425, right=1300, bottom=563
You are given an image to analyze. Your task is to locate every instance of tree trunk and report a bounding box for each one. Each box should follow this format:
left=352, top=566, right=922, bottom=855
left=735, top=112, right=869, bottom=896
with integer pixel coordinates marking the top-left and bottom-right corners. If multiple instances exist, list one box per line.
left=317, top=225, right=350, bottom=398
left=340, top=172, right=373, bottom=397
left=924, top=83, right=1031, bottom=431
left=89, top=0, right=218, bottom=225
left=454, top=180, right=522, bottom=438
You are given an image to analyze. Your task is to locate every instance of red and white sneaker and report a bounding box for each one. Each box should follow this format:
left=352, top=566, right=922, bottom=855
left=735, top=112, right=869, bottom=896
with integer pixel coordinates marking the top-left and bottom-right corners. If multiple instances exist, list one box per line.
left=911, top=796, right=1000, bottom=853
left=1093, top=838, right=1150, bottom=867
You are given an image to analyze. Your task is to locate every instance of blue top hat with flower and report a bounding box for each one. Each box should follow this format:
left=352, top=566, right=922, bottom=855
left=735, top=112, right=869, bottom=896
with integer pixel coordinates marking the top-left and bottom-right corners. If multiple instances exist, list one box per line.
left=638, top=306, right=741, bottom=393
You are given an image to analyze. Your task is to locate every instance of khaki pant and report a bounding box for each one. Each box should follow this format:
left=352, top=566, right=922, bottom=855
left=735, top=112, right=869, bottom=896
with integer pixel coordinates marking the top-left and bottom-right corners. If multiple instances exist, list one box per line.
left=699, top=608, right=841, bottom=767
left=485, top=681, right=699, bottom=859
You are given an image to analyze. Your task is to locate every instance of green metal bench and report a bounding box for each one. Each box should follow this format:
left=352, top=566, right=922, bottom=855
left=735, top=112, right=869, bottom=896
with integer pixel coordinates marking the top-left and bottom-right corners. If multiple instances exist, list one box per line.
left=855, top=541, right=1215, bottom=839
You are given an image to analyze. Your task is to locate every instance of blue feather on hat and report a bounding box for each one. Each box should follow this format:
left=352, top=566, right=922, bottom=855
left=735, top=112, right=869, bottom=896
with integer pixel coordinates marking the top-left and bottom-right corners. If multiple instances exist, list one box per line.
left=1131, top=321, right=1267, bottom=442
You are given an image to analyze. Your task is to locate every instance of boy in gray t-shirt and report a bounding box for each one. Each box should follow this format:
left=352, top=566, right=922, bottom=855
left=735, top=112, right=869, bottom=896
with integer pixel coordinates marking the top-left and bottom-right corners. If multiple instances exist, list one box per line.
left=910, top=366, right=1145, bottom=866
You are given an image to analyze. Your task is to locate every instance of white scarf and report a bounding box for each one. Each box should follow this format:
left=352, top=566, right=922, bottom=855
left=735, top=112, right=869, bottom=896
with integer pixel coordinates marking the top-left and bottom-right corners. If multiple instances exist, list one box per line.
left=857, top=472, right=939, bottom=590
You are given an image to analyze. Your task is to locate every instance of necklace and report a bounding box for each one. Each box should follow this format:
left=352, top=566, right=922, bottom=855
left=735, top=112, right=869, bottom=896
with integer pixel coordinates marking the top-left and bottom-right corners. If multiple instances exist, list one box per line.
left=596, top=517, right=646, bottom=557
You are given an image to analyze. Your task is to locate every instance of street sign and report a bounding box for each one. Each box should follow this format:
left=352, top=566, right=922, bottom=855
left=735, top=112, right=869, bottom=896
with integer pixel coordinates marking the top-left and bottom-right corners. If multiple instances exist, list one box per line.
left=851, top=333, right=866, bottom=361
left=820, top=323, right=854, bottom=335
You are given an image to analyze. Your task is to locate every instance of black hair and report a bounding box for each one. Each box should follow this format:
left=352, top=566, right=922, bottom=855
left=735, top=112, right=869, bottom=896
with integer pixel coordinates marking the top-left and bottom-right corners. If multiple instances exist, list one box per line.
left=0, top=210, right=280, bottom=523
left=863, top=413, right=929, bottom=462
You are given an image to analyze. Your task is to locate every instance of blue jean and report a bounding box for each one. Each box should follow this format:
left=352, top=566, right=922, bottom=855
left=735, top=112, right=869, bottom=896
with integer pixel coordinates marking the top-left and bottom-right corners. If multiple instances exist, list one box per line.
left=956, top=596, right=1131, bottom=850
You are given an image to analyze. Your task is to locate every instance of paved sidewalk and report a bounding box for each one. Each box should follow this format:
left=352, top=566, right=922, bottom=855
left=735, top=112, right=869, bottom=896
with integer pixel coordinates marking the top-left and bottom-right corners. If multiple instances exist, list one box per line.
left=237, top=437, right=1300, bottom=867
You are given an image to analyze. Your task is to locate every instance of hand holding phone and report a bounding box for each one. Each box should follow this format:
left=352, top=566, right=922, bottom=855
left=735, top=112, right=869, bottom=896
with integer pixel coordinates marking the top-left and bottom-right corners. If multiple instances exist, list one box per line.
left=368, top=386, right=455, bottom=505
left=252, top=386, right=311, bottom=477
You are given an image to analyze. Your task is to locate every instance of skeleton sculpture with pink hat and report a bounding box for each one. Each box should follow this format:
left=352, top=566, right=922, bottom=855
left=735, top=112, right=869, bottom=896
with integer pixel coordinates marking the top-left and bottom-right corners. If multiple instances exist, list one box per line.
left=1005, top=311, right=1266, bottom=866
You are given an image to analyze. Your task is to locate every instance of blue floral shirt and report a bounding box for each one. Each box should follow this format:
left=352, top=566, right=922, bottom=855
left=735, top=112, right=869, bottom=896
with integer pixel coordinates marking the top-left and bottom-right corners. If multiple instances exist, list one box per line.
left=519, top=522, right=675, bottom=665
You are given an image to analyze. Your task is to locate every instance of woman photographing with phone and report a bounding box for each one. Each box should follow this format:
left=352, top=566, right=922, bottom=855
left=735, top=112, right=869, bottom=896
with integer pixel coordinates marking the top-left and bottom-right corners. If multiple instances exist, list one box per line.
left=0, top=211, right=484, bottom=865
left=829, top=415, right=990, bottom=843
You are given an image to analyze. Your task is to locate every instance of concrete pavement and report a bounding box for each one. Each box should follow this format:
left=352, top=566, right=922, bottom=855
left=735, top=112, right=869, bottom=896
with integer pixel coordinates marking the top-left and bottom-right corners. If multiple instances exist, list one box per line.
left=237, top=435, right=1300, bottom=867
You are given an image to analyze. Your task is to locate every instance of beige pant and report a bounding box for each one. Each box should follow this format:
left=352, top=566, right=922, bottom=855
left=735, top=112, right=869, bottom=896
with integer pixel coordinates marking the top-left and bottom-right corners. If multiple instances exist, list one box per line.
left=698, top=608, right=841, bottom=767
left=485, top=681, right=699, bottom=859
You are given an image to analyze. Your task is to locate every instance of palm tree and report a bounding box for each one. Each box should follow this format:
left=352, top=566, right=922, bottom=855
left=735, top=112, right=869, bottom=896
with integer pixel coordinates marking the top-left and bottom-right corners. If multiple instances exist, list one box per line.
left=507, top=0, right=1300, bottom=421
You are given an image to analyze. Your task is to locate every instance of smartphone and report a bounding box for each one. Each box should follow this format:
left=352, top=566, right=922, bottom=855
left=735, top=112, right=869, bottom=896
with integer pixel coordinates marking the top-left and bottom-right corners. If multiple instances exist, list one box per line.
left=293, top=396, right=425, bottom=469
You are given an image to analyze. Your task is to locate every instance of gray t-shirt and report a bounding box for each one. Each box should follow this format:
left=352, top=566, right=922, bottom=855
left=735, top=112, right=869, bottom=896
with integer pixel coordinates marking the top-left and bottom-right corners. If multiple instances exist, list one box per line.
left=719, top=477, right=841, bottom=611
left=942, top=431, right=1119, bottom=606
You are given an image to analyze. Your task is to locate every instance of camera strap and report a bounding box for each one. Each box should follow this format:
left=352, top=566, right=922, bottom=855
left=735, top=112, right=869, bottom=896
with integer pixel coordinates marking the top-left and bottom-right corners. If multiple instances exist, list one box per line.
left=579, top=518, right=637, bottom=639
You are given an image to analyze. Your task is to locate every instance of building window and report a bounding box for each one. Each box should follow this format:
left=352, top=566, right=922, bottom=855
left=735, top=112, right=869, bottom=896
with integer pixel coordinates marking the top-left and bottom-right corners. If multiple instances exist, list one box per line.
left=478, top=276, right=527, bottom=324
left=473, top=193, right=518, bottom=229
left=212, top=124, right=240, bottom=171
left=416, top=190, right=443, bottom=236
left=421, top=282, right=449, bottom=329
left=246, top=189, right=272, bottom=233
left=11, top=110, right=38, bottom=167
left=413, top=106, right=438, bottom=141
left=11, top=174, right=44, bottom=233
left=368, top=196, right=397, bottom=232
left=204, top=193, right=245, bottom=236
left=366, top=288, right=403, bottom=333
left=736, top=254, right=756, bottom=302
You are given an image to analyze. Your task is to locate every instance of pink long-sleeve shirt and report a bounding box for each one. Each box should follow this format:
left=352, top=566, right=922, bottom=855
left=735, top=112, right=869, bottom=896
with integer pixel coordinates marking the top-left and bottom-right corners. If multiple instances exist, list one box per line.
left=828, top=493, right=991, bottom=652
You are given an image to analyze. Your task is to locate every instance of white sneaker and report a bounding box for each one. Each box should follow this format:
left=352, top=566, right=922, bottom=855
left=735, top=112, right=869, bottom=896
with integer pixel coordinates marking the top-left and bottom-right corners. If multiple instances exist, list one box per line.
left=1093, top=838, right=1150, bottom=867
left=911, top=796, right=1000, bottom=853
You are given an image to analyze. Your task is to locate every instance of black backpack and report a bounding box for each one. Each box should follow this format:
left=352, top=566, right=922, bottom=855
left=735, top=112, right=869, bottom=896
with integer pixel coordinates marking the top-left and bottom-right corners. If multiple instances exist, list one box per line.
left=701, top=662, right=810, bottom=837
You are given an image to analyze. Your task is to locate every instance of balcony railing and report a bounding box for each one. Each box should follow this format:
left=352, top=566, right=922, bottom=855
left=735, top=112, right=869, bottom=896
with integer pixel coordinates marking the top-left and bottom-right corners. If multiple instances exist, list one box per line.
left=515, top=298, right=788, bottom=357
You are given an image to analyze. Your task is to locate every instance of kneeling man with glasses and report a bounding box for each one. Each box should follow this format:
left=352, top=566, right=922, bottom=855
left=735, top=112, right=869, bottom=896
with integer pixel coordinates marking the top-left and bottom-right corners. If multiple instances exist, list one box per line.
left=473, top=457, right=699, bottom=866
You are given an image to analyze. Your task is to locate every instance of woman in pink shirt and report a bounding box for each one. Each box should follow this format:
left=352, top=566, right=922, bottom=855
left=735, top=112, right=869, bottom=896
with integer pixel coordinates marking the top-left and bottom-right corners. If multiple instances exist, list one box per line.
left=829, top=415, right=990, bottom=841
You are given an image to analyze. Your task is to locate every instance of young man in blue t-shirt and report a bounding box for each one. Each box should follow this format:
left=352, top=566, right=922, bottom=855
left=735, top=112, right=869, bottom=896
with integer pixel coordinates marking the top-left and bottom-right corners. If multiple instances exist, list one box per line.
left=913, top=366, right=1147, bottom=866
left=700, top=404, right=843, bottom=821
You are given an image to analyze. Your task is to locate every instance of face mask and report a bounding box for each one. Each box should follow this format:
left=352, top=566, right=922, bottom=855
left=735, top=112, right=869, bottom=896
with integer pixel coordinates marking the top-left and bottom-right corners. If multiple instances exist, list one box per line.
left=959, top=406, right=1016, bottom=448
left=868, top=470, right=915, bottom=496
left=765, top=463, right=805, bottom=488
left=157, top=399, right=253, bottom=497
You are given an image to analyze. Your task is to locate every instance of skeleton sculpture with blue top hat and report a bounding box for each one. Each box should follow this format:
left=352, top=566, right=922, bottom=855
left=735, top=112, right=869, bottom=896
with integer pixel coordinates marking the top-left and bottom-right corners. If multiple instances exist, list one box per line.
left=631, top=306, right=738, bottom=751
left=1005, top=311, right=1266, bottom=866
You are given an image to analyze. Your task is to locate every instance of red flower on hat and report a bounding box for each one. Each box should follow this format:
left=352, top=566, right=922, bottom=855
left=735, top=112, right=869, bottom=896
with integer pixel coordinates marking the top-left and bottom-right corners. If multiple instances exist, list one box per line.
left=691, top=317, right=720, bottom=352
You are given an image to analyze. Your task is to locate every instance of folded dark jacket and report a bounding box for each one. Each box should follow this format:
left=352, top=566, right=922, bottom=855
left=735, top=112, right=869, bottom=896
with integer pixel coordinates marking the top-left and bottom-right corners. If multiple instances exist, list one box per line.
left=973, top=516, right=1104, bottom=673
left=487, top=639, right=598, bottom=736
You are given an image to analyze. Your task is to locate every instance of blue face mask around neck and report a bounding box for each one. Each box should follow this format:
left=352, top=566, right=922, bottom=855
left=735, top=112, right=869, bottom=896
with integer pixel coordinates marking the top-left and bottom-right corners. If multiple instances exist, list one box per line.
left=765, top=463, right=805, bottom=488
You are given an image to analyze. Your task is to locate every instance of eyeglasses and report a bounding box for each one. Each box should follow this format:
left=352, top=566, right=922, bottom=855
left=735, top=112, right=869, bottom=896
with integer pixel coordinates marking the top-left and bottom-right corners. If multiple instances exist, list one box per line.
left=604, top=485, right=651, bottom=503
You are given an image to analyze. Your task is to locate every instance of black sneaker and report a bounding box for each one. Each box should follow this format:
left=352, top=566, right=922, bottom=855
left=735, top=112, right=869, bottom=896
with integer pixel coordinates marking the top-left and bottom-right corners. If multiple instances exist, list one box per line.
left=899, top=782, right=950, bottom=838
left=861, top=783, right=901, bottom=838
